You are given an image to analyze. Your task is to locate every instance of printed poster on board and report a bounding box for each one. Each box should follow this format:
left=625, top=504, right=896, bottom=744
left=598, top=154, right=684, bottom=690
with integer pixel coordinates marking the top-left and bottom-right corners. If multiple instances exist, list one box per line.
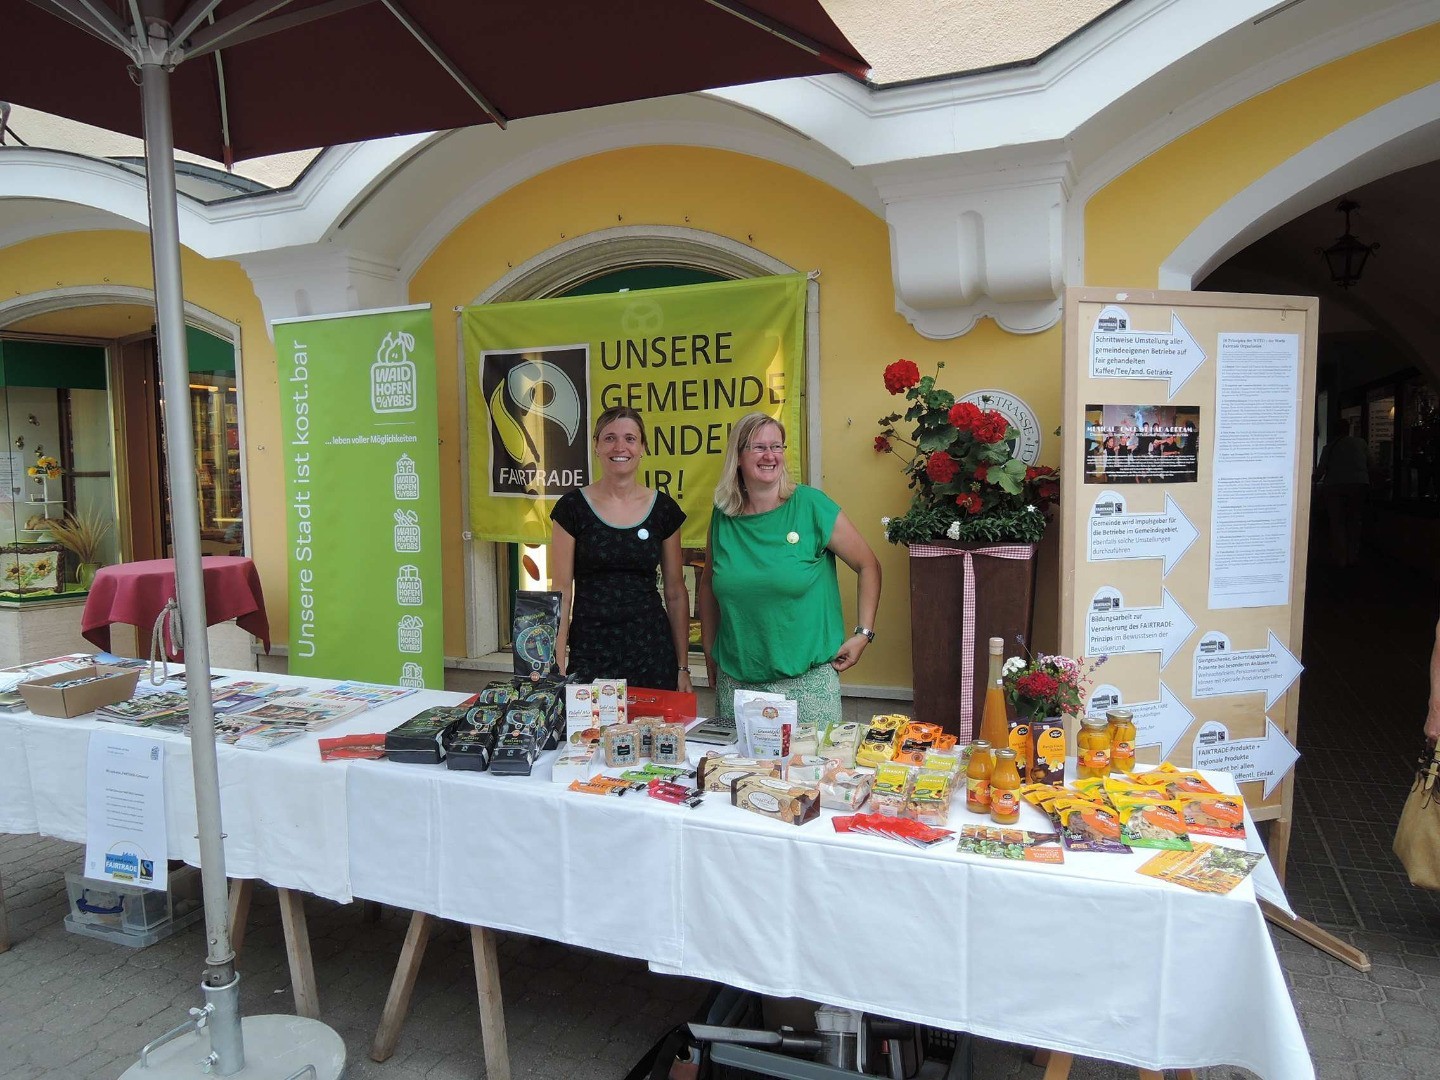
left=1084, top=403, right=1202, bottom=485
left=273, top=305, right=444, bottom=688
left=463, top=274, right=808, bottom=547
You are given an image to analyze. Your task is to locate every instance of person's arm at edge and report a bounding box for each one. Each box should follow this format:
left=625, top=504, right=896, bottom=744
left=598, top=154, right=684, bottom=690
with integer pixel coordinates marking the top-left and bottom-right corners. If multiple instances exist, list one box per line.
left=828, top=510, right=881, bottom=672
left=1426, top=615, right=1440, bottom=743
left=660, top=529, right=692, bottom=694
left=697, top=533, right=720, bottom=690
left=550, top=522, right=576, bottom=677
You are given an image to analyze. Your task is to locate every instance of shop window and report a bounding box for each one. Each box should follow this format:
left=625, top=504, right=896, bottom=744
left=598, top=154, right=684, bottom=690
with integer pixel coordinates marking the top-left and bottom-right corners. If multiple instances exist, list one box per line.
left=0, top=337, right=118, bottom=598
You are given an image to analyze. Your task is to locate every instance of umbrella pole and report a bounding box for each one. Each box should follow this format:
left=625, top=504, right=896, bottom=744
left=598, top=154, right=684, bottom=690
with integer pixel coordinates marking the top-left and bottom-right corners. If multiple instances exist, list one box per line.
left=139, top=60, right=244, bottom=1075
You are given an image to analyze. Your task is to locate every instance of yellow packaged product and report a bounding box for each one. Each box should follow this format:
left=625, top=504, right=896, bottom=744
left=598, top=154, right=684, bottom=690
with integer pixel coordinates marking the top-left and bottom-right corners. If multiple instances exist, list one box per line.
left=869, top=761, right=915, bottom=817
left=894, top=721, right=945, bottom=766
left=1007, top=719, right=1031, bottom=779
left=1054, top=798, right=1129, bottom=853
left=856, top=714, right=906, bottom=768
left=1072, top=777, right=1108, bottom=799
left=1112, top=792, right=1193, bottom=850
left=1103, top=778, right=1170, bottom=803
left=1133, top=767, right=1219, bottom=798
left=907, top=769, right=953, bottom=826
left=922, top=749, right=964, bottom=779
left=1178, top=792, right=1246, bottom=839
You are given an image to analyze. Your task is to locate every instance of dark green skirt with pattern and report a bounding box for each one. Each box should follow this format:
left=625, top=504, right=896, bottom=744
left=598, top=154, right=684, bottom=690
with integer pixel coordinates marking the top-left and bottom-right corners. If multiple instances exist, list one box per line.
left=714, top=662, right=841, bottom=729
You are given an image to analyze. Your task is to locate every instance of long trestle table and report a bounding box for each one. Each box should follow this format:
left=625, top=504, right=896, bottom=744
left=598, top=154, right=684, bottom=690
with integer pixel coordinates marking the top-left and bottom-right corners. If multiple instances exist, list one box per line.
left=0, top=669, right=1314, bottom=1080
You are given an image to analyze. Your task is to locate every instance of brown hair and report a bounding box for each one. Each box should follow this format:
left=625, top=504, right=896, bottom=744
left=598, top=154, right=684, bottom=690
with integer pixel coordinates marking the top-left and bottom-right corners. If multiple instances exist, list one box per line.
left=592, top=406, right=648, bottom=450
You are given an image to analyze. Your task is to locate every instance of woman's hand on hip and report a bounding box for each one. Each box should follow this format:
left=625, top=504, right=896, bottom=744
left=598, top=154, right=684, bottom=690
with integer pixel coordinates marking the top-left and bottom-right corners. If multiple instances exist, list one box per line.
left=832, top=634, right=869, bottom=672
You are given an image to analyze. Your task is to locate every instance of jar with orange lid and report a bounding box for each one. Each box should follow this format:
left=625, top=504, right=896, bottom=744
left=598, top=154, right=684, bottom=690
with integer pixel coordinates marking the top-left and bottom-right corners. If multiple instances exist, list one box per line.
left=1076, top=716, right=1113, bottom=780
left=1106, top=708, right=1136, bottom=774
left=989, top=748, right=1021, bottom=824
left=965, top=740, right=993, bottom=813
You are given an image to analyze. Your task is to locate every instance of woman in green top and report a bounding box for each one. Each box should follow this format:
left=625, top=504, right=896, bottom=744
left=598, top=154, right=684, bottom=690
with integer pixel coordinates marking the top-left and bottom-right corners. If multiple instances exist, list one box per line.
left=698, top=412, right=881, bottom=726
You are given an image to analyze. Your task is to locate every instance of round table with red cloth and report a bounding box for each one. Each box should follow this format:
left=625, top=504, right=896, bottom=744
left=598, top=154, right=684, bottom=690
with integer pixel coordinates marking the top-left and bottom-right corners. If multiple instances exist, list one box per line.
left=80, top=556, right=271, bottom=660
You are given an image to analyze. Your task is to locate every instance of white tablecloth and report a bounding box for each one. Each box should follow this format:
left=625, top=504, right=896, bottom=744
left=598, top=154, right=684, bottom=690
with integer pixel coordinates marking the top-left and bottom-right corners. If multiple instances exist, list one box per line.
left=653, top=789, right=1311, bottom=1079
left=0, top=671, right=455, bottom=902
left=0, top=669, right=1313, bottom=1078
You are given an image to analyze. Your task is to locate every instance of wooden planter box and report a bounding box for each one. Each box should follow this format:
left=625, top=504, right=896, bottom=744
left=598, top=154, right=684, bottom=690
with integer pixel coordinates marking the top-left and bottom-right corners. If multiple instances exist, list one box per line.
left=908, top=540, right=1038, bottom=740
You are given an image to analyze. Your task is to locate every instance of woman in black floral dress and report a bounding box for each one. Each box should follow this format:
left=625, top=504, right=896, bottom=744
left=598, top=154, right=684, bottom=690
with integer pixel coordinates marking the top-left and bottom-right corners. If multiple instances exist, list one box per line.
left=550, top=407, right=692, bottom=692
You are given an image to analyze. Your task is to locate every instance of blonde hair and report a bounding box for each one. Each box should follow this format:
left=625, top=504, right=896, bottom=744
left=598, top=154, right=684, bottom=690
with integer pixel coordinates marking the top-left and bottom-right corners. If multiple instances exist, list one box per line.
left=713, top=412, right=796, bottom=517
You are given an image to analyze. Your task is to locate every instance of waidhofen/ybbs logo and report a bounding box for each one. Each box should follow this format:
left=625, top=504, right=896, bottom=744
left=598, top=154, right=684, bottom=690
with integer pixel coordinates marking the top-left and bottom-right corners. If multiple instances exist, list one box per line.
left=481, top=345, right=591, bottom=497
left=372, top=330, right=418, bottom=413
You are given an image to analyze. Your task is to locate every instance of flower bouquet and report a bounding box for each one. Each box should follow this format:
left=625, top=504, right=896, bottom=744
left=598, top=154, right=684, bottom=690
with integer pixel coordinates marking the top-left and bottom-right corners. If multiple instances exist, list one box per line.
left=1001, top=650, right=1106, bottom=721
left=875, top=359, right=1058, bottom=545
left=26, top=452, right=64, bottom=483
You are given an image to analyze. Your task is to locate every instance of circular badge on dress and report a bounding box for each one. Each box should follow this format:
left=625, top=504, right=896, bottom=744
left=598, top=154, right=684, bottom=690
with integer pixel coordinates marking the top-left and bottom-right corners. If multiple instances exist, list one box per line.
left=636, top=528, right=650, bottom=540
left=786, top=531, right=799, bottom=545
left=956, top=389, right=1043, bottom=464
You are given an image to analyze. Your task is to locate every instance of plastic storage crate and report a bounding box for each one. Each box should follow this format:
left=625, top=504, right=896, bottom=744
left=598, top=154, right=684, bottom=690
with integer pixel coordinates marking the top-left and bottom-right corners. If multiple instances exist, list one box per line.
left=63, top=866, right=203, bottom=948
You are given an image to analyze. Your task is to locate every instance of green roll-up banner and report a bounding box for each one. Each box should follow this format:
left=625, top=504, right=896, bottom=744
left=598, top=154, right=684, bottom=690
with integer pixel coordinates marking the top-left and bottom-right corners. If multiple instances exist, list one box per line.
left=273, top=305, right=444, bottom=688
left=463, top=273, right=807, bottom=547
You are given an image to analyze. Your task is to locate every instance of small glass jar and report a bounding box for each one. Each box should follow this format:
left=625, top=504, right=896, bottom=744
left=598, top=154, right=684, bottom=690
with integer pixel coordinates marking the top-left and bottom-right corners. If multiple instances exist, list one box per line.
left=1106, top=708, right=1136, bottom=774
left=1076, top=716, right=1113, bottom=779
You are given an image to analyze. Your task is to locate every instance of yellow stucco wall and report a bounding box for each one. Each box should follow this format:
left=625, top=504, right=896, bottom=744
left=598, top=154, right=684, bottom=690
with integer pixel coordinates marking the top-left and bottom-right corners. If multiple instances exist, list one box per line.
left=1086, top=23, right=1440, bottom=285
left=410, top=145, right=1063, bottom=689
left=0, top=230, right=284, bottom=643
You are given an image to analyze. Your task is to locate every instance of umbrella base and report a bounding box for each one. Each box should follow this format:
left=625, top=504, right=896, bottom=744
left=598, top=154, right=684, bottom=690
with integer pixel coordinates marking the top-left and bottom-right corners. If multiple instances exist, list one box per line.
left=119, top=1014, right=345, bottom=1079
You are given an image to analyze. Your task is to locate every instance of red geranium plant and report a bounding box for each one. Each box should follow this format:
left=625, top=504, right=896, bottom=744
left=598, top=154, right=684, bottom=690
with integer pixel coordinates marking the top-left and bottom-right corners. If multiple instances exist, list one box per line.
left=1002, top=649, right=1105, bottom=720
left=875, top=359, right=1059, bottom=545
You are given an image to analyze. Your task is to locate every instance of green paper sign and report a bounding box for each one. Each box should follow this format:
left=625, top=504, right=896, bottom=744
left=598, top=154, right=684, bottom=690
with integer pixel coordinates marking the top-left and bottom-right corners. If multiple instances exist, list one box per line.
left=273, top=305, right=444, bottom=688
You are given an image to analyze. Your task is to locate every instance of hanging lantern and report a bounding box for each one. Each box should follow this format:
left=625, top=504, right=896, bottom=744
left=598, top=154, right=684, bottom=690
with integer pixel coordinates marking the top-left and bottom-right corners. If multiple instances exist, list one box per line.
left=1319, top=198, right=1379, bottom=288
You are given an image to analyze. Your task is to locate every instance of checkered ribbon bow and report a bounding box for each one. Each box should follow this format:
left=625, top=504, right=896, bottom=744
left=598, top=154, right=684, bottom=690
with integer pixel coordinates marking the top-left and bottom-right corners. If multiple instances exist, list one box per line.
left=910, top=542, right=1037, bottom=739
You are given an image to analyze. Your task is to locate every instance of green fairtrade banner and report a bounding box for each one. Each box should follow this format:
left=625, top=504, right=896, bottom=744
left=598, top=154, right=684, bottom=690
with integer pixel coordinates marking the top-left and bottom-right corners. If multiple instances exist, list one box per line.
left=463, top=274, right=807, bottom=547
left=273, top=305, right=444, bottom=689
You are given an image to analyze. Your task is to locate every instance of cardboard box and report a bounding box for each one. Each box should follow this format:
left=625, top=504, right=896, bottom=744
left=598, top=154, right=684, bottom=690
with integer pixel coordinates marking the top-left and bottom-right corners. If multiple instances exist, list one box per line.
left=19, top=664, right=140, bottom=718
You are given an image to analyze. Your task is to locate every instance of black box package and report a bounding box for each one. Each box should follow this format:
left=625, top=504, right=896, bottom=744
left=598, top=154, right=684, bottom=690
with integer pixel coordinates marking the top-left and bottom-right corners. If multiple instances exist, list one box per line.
left=385, top=706, right=465, bottom=764
left=490, top=702, right=551, bottom=776
left=512, top=591, right=562, bottom=679
left=446, top=704, right=506, bottom=772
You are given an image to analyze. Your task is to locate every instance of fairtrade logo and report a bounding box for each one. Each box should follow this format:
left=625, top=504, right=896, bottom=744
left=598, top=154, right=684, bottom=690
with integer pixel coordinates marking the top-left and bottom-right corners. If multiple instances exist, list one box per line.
left=372, top=331, right=418, bottom=413
left=481, top=346, right=591, bottom=498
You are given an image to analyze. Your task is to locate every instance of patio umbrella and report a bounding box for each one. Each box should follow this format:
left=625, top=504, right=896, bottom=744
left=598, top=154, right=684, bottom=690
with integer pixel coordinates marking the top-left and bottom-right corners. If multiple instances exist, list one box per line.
left=2, top=2, right=866, bottom=1077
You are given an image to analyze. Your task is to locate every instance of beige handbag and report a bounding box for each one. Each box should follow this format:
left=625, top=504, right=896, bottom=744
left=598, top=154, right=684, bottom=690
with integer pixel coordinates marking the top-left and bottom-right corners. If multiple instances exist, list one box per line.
left=1394, top=743, right=1440, bottom=890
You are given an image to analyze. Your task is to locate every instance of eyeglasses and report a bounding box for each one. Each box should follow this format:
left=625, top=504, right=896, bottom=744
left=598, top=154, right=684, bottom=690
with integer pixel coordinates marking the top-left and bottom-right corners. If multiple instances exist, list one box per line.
left=744, top=443, right=786, bottom=454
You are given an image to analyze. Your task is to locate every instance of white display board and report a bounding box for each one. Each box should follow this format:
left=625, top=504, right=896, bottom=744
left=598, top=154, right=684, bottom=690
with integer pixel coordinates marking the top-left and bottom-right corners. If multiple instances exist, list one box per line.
left=1060, top=288, right=1318, bottom=868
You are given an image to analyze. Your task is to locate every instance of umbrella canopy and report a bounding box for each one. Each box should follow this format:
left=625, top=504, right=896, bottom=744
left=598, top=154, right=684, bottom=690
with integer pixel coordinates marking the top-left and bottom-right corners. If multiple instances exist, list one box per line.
left=4, top=0, right=866, bottom=164
left=4, top=3, right=865, bottom=1075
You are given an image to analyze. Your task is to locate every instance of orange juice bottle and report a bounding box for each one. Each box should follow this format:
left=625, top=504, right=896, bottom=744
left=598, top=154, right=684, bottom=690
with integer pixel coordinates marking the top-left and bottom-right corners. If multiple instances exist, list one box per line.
left=989, top=748, right=1021, bottom=824
left=978, top=637, right=1010, bottom=749
left=1077, top=716, right=1113, bottom=779
left=965, top=740, right=993, bottom=813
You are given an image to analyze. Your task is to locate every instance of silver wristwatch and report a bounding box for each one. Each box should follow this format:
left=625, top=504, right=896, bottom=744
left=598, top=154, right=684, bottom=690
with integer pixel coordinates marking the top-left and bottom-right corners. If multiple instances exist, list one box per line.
left=853, top=626, right=875, bottom=642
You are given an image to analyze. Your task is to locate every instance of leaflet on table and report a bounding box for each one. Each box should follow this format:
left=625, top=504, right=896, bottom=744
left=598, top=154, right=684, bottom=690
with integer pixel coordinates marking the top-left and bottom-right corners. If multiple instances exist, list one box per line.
left=1136, top=842, right=1264, bottom=894
left=1208, top=333, right=1299, bottom=610
left=306, top=681, right=419, bottom=709
left=956, top=825, right=1064, bottom=863
left=0, top=652, right=97, bottom=693
left=237, top=696, right=366, bottom=730
left=84, top=730, right=168, bottom=890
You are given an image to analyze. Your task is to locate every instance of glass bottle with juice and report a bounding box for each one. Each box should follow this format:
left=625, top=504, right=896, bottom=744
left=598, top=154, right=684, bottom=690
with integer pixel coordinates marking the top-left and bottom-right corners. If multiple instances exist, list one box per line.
left=989, top=748, right=1021, bottom=824
left=978, top=637, right=1010, bottom=750
left=965, top=739, right=993, bottom=813
left=1106, top=708, right=1136, bottom=774
left=1077, top=716, right=1113, bottom=780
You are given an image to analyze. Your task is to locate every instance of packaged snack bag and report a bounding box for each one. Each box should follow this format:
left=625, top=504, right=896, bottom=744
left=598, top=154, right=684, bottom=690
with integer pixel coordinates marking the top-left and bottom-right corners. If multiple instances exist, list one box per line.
left=869, top=762, right=915, bottom=817
left=1055, top=798, right=1130, bottom=853
left=857, top=713, right=906, bottom=768
left=817, top=720, right=866, bottom=768
left=1113, top=792, right=1193, bottom=850
left=907, top=770, right=953, bottom=826
left=1178, top=792, right=1246, bottom=839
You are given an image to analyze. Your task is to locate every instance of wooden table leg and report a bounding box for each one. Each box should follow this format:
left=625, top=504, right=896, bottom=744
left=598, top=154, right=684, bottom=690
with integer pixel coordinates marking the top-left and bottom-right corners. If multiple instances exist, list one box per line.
left=277, top=887, right=320, bottom=1020
left=1175, top=1072, right=1197, bottom=1080
left=470, top=925, right=511, bottom=1080
left=1137, top=1071, right=1164, bottom=1080
left=370, top=910, right=434, bottom=1063
left=1040, top=1050, right=1072, bottom=1080
left=0, top=871, right=11, bottom=953
left=228, top=878, right=253, bottom=956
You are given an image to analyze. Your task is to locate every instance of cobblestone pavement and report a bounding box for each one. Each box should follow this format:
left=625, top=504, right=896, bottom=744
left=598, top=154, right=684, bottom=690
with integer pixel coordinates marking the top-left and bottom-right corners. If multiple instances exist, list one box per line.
left=2, top=554, right=1438, bottom=1079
